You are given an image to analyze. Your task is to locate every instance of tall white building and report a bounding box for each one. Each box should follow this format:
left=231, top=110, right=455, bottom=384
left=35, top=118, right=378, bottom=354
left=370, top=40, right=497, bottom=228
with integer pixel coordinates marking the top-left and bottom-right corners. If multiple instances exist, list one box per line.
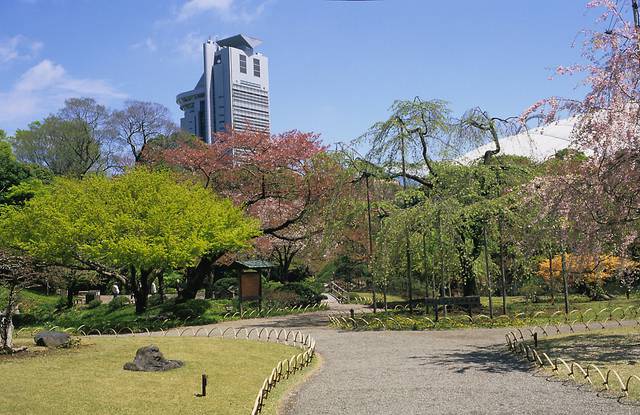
left=176, top=34, right=270, bottom=143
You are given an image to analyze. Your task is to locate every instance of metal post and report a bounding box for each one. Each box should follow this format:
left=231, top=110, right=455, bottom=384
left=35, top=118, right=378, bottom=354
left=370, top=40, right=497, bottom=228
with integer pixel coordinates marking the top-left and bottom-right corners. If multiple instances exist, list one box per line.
left=483, top=224, right=494, bottom=319
left=422, top=231, right=429, bottom=314
left=365, top=173, right=377, bottom=313
left=400, top=134, right=413, bottom=313
left=499, top=219, right=507, bottom=315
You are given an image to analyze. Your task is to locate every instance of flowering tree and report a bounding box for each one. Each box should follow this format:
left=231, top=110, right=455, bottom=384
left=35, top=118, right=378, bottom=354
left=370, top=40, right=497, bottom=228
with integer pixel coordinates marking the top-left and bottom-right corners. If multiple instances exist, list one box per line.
left=145, top=129, right=332, bottom=298
left=537, top=253, right=635, bottom=299
left=523, top=0, right=640, bottom=254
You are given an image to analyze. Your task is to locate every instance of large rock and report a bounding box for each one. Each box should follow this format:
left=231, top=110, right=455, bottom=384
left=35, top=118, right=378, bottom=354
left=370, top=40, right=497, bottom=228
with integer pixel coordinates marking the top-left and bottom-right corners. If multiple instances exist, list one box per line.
left=34, top=331, right=71, bottom=348
left=123, top=345, right=183, bottom=372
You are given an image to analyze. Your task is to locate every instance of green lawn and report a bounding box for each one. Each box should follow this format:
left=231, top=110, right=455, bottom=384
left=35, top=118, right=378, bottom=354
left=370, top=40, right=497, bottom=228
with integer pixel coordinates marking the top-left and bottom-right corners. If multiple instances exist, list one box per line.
left=0, top=336, right=305, bottom=415
left=348, top=291, right=405, bottom=304
left=537, top=327, right=640, bottom=399
left=480, top=294, right=640, bottom=316
left=4, top=289, right=325, bottom=333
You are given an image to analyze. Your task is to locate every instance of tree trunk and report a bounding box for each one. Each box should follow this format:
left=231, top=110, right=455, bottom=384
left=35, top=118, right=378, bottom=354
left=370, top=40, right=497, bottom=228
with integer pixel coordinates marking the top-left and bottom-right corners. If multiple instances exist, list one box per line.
left=158, top=273, right=165, bottom=303
left=548, top=251, right=555, bottom=304
left=204, top=270, right=215, bottom=300
left=1, top=285, right=16, bottom=351
left=180, top=253, right=223, bottom=301
left=66, top=280, right=76, bottom=308
left=132, top=269, right=151, bottom=314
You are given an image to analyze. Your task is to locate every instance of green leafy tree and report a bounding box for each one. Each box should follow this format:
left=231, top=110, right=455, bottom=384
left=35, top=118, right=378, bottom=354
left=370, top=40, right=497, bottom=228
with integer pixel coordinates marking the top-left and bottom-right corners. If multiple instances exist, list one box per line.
left=0, top=168, right=260, bottom=313
left=0, top=129, right=51, bottom=205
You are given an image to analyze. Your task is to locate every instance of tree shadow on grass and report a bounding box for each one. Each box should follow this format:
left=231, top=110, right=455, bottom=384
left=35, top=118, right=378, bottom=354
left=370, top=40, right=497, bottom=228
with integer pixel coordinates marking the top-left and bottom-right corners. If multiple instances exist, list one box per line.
left=539, top=334, right=640, bottom=364
left=408, top=345, right=532, bottom=375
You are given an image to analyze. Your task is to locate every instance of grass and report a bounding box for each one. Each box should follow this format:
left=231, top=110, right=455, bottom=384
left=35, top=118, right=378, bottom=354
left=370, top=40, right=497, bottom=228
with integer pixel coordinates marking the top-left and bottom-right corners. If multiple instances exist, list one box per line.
left=348, top=291, right=405, bottom=304
left=480, top=294, right=640, bottom=316
left=0, top=336, right=303, bottom=415
left=5, top=289, right=326, bottom=333
left=331, top=293, right=640, bottom=332
left=536, top=327, right=640, bottom=399
left=0, top=287, right=58, bottom=311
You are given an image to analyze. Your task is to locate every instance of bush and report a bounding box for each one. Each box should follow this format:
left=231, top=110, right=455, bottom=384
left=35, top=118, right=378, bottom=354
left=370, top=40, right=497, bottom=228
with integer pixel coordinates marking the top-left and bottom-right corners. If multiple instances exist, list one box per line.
left=86, top=299, right=102, bottom=309
left=108, top=296, right=130, bottom=311
left=148, top=294, right=164, bottom=307
left=172, top=299, right=210, bottom=320
left=55, top=296, right=68, bottom=311
left=275, top=281, right=322, bottom=306
left=276, top=266, right=312, bottom=283
left=213, top=277, right=237, bottom=299
left=265, top=290, right=300, bottom=307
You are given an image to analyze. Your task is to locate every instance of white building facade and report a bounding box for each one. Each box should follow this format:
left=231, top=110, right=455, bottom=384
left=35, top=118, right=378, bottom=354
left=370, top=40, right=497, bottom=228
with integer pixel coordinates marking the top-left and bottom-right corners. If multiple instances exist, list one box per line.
left=176, top=34, right=270, bottom=143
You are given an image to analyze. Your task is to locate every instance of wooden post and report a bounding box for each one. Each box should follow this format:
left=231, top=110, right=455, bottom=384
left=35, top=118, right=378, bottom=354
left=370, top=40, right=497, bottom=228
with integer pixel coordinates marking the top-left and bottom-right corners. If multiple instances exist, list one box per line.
left=202, top=373, right=208, bottom=397
left=238, top=273, right=243, bottom=316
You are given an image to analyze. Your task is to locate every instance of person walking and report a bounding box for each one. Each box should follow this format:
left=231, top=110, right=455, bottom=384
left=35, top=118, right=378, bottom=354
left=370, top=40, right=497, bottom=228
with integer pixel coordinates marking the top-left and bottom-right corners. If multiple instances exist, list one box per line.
left=112, top=283, right=120, bottom=298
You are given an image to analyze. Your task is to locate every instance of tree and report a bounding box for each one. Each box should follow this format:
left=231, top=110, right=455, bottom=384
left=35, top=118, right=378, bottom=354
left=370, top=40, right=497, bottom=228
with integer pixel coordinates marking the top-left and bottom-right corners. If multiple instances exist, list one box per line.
left=145, top=129, right=330, bottom=299
left=0, top=249, right=41, bottom=352
left=537, top=254, right=635, bottom=300
left=110, top=100, right=176, bottom=164
left=358, top=97, right=451, bottom=187
left=11, top=98, right=115, bottom=177
left=523, top=1, right=640, bottom=257
left=0, top=130, right=51, bottom=205
left=0, top=168, right=259, bottom=313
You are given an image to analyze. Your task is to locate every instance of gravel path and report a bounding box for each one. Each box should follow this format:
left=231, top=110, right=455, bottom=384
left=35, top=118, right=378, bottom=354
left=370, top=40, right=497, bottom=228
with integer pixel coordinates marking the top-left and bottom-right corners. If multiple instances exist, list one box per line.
left=186, top=303, right=637, bottom=415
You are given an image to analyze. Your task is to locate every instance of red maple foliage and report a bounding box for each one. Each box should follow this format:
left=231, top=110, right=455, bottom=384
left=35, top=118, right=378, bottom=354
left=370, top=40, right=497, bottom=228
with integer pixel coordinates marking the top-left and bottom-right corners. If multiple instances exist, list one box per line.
left=146, top=129, right=331, bottom=239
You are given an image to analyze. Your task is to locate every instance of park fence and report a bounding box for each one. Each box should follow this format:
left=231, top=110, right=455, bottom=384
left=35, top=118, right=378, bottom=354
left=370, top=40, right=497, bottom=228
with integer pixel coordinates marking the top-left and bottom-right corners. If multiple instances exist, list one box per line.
left=328, top=305, right=640, bottom=331
left=504, top=322, right=640, bottom=404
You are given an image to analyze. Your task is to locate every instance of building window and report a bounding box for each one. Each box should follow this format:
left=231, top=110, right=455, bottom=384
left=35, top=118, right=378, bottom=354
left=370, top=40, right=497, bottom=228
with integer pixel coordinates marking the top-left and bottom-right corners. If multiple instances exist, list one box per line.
left=239, top=55, right=247, bottom=74
left=253, top=58, right=261, bottom=77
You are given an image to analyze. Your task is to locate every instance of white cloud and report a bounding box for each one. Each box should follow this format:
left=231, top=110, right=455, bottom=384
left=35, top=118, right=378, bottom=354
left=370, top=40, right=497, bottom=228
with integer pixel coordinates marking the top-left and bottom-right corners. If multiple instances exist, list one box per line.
left=131, top=37, right=157, bottom=52
left=0, top=59, right=127, bottom=124
left=178, top=0, right=234, bottom=21
left=176, top=32, right=206, bottom=59
left=0, top=35, right=43, bottom=64
left=176, top=0, right=270, bottom=23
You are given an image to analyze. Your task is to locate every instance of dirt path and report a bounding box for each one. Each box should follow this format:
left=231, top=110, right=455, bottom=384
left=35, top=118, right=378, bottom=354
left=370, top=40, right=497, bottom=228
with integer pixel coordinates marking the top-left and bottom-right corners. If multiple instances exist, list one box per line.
left=183, top=303, right=636, bottom=414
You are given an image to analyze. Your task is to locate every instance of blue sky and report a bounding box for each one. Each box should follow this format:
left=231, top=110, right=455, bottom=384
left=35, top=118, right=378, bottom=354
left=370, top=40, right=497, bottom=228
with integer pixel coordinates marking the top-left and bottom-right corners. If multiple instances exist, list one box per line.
left=0, top=0, right=608, bottom=144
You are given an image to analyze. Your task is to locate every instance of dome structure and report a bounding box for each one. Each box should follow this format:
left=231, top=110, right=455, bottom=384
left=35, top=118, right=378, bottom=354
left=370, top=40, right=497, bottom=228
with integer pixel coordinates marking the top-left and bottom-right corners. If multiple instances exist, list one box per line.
left=457, top=118, right=577, bottom=164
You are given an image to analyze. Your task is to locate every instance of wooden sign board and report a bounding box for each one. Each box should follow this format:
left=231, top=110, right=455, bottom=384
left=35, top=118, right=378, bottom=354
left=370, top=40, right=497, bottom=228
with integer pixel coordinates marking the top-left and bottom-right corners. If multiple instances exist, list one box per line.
left=239, top=271, right=261, bottom=301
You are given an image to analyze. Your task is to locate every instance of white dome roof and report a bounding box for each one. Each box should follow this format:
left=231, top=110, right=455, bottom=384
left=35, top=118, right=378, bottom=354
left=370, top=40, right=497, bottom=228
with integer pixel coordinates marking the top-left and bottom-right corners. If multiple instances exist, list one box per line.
left=458, top=118, right=576, bottom=164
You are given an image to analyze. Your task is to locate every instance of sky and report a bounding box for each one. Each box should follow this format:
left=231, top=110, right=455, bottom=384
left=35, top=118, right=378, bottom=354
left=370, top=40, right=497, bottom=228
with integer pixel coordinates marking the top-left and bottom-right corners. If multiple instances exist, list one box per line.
left=0, top=0, right=612, bottom=145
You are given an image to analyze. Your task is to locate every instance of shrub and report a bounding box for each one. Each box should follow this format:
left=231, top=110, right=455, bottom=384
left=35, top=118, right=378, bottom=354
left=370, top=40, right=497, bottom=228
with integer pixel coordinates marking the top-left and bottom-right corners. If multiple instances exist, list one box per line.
left=148, top=294, right=164, bottom=307
left=108, top=296, right=130, bottom=311
left=55, top=296, right=68, bottom=311
left=173, top=299, right=210, bottom=320
left=213, top=277, right=237, bottom=299
left=86, top=299, right=102, bottom=309
left=276, top=281, right=322, bottom=306
left=265, top=290, right=300, bottom=307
